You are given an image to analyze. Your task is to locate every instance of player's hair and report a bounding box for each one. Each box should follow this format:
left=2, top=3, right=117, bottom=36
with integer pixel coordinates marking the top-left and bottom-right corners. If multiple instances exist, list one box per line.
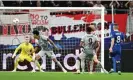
left=87, top=24, right=95, bottom=32
left=86, top=26, right=92, bottom=33
left=113, top=23, right=119, bottom=29
left=32, top=30, right=39, bottom=35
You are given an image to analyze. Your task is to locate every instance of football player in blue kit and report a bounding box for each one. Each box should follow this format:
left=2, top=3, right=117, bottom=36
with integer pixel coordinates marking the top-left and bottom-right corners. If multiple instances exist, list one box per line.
left=109, top=23, right=124, bottom=75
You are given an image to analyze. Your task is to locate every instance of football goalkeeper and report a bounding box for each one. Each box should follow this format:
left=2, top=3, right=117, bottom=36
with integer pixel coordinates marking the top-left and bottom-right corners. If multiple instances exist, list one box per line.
left=12, top=35, right=43, bottom=72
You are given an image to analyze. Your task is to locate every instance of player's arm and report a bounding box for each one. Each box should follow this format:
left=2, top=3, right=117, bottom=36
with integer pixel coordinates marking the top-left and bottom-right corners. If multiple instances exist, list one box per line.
left=94, top=35, right=100, bottom=54
left=125, top=1, right=130, bottom=8
left=95, top=41, right=100, bottom=54
left=109, top=32, right=115, bottom=53
left=47, top=38, right=59, bottom=50
left=121, top=33, right=125, bottom=42
left=40, top=35, right=58, bottom=50
left=12, top=44, right=22, bottom=58
left=79, top=36, right=85, bottom=49
left=31, top=40, right=40, bottom=54
left=109, top=38, right=114, bottom=53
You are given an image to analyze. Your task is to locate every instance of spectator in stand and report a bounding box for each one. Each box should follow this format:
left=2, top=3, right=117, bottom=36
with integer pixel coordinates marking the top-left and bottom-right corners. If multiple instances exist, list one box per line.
left=66, top=1, right=72, bottom=7
left=51, top=1, right=60, bottom=7
left=109, top=0, right=120, bottom=14
left=93, top=1, right=107, bottom=15
left=0, top=0, right=4, bottom=7
left=85, top=1, right=94, bottom=7
left=125, top=0, right=133, bottom=8
left=37, top=0, right=41, bottom=7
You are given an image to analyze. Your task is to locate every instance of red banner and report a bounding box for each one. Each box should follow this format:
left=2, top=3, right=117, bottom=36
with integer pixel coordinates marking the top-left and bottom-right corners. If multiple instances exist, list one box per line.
left=0, top=14, right=128, bottom=36
left=105, top=14, right=128, bottom=33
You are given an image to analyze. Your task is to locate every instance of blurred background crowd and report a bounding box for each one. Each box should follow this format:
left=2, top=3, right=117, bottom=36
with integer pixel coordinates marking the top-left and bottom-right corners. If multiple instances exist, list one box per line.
left=0, top=0, right=133, bottom=14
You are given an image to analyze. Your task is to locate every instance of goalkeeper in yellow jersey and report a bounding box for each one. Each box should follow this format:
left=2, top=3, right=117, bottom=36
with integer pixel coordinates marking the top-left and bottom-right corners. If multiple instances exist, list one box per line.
left=12, top=35, right=43, bottom=72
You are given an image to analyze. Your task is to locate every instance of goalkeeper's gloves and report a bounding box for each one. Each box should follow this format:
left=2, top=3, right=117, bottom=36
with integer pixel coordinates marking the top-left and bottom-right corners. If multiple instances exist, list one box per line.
left=12, top=53, right=16, bottom=58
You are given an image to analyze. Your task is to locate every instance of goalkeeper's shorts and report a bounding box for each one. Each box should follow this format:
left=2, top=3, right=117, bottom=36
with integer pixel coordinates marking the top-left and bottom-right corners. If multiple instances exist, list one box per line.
left=18, top=54, right=33, bottom=62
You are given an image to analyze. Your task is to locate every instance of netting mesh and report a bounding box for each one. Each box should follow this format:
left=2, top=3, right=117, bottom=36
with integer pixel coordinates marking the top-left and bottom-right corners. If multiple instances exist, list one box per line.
left=0, top=9, right=103, bottom=72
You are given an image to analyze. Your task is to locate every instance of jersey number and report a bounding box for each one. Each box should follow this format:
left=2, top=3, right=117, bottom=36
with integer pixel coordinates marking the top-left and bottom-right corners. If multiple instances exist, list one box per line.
left=116, top=36, right=121, bottom=43
left=88, top=38, right=93, bottom=44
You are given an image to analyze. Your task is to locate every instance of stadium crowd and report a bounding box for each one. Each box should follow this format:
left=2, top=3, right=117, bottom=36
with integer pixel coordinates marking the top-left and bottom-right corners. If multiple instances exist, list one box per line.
left=0, top=1, right=132, bottom=14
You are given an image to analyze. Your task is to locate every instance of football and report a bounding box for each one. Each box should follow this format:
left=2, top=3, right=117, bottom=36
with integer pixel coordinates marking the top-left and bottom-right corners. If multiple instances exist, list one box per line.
left=13, top=18, right=19, bottom=24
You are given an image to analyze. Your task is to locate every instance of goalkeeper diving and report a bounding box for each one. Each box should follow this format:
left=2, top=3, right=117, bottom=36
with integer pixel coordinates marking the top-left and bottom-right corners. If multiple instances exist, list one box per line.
left=12, top=35, right=43, bottom=72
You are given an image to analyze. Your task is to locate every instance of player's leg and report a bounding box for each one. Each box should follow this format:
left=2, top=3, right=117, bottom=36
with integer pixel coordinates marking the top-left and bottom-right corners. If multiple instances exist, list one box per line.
left=115, top=50, right=122, bottom=75
left=46, top=51, right=67, bottom=73
left=93, top=54, right=108, bottom=74
left=109, top=53, right=115, bottom=73
left=33, top=50, right=45, bottom=72
left=12, top=55, right=24, bottom=72
left=76, top=52, right=86, bottom=74
left=24, top=55, right=43, bottom=72
left=81, top=58, right=85, bottom=73
left=109, top=47, right=117, bottom=73
left=52, top=58, right=67, bottom=73
left=88, top=55, right=94, bottom=74
left=76, top=57, right=81, bottom=73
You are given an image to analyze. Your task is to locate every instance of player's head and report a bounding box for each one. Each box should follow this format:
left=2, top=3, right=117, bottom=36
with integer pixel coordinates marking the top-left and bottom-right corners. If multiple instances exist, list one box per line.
left=113, top=23, right=119, bottom=31
left=86, top=24, right=95, bottom=33
left=24, top=35, right=30, bottom=44
left=32, top=30, right=40, bottom=39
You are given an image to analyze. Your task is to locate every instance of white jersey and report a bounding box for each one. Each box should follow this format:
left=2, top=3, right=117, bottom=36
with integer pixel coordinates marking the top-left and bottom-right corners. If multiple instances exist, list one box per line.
left=81, top=34, right=99, bottom=50
left=35, top=35, right=52, bottom=51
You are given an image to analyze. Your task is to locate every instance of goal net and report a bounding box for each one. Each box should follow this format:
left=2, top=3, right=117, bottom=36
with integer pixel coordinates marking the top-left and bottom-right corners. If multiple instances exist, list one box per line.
left=0, top=7, right=104, bottom=72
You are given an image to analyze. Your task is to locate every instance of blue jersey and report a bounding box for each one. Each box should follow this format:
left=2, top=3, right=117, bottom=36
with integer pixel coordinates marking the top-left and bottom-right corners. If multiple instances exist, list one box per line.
left=110, top=31, right=124, bottom=60
left=111, top=31, right=124, bottom=46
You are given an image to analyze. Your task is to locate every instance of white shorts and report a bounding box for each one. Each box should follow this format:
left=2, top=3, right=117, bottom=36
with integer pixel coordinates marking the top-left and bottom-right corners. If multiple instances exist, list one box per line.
left=78, top=50, right=96, bottom=61
left=37, top=50, right=56, bottom=59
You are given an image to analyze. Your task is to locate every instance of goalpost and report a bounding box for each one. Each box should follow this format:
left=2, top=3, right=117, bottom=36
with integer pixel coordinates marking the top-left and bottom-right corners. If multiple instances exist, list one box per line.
left=0, top=7, right=104, bottom=72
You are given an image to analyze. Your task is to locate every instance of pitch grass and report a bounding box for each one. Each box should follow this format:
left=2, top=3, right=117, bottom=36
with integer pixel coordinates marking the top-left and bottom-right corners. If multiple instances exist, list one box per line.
left=0, top=72, right=132, bottom=80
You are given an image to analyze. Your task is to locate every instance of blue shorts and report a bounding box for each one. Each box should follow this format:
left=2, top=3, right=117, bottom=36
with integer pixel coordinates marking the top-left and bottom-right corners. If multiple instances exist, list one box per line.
left=110, top=44, right=121, bottom=61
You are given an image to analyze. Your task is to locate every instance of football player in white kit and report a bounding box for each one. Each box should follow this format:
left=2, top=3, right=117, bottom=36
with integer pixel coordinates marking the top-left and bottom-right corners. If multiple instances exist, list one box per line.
left=32, top=28, right=67, bottom=73
left=76, top=24, right=108, bottom=74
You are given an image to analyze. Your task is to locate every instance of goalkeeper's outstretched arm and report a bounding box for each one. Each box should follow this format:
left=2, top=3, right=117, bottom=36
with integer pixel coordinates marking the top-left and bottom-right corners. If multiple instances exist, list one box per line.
left=12, top=44, right=22, bottom=58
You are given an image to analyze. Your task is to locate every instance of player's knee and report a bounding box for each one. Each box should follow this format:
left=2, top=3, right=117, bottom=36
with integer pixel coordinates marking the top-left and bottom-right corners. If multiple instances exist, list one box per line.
left=35, top=55, right=41, bottom=60
left=94, top=59, right=99, bottom=64
left=93, top=58, right=99, bottom=63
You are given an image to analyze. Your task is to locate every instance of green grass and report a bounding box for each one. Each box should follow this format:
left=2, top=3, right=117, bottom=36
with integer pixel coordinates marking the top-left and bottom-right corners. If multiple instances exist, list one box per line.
left=0, top=72, right=132, bottom=80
